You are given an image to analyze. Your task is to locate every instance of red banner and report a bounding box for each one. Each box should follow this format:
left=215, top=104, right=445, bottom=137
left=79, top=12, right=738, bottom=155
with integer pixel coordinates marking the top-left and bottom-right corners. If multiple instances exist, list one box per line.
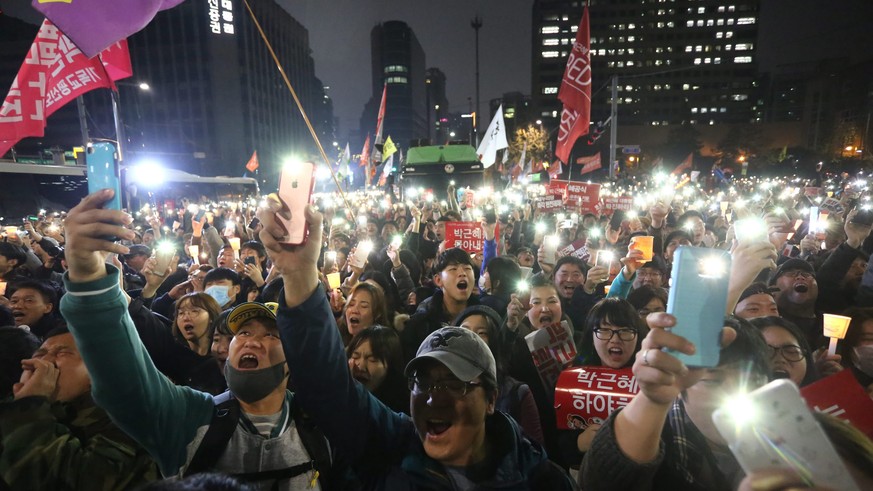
left=801, top=370, right=873, bottom=437
left=555, top=366, right=640, bottom=430
left=804, top=187, right=823, bottom=197
left=245, top=151, right=259, bottom=172
left=555, top=7, right=591, bottom=163
left=445, top=221, right=497, bottom=254
left=536, top=194, right=564, bottom=212
left=576, top=152, right=602, bottom=175
left=560, top=238, right=590, bottom=262
left=0, top=20, right=113, bottom=157
left=546, top=179, right=570, bottom=200
left=565, top=182, right=601, bottom=213
left=600, top=195, right=634, bottom=214
left=525, top=321, right=577, bottom=393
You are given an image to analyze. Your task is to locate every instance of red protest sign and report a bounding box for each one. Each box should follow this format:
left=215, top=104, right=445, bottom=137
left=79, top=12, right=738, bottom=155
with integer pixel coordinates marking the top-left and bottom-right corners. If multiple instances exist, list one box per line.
left=546, top=179, right=569, bottom=200
left=600, top=195, right=634, bottom=214
left=801, top=369, right=873, bottom=437
left=536, top=194, right=564, bottom=211
left=804, top=187, right=822, bottom=197
left=560, top=239, right=590, bottom=262
left=444, top=221, right=497, bottom=254
left=525, top=321, right=577, bottom=393
left=555, top=366, right=640, bottom=430
left=565, top=182, right=601, bottom=213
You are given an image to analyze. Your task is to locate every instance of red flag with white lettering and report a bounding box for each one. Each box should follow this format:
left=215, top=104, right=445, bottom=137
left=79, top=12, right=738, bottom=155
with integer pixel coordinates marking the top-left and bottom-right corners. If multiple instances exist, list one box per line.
left=99, top=39, right=133, bottom=85
left=577, top=152, right=602, bottom=175
left=548, top=159, right=563, bottom=179
left=0, top=20, right=113, bottom=157
left=555, top=7, right=591, bottom=164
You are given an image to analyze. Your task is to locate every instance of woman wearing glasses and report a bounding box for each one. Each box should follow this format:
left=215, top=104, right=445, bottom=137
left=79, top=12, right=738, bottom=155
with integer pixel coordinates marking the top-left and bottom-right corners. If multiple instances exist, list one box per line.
left=577, top=298, right=645, bottom=369
left=749, top=316, right=821, bottom=386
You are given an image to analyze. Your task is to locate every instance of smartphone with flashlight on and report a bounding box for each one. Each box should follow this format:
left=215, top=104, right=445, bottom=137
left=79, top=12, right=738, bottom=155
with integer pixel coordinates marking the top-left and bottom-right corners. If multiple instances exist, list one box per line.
left=277, top=161, right=316, bottom=245
left=86, top=142, right=122, bottom=211
left=665, top=246, right=731, bottom=368
left=712, top=379, right=860, bottom=491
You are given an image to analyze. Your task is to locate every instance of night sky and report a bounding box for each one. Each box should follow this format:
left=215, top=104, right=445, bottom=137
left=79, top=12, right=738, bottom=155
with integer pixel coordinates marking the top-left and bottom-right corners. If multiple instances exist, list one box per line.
left=2, top=0, right=872, bottom=141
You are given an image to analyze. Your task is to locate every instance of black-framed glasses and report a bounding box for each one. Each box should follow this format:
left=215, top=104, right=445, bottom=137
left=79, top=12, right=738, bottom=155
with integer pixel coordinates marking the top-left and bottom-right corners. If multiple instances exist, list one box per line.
left=593, top=327, right=638, bottom=341
left=408, top=376, right=481, bottom=399
left=767, top=344, right=805, bottom=362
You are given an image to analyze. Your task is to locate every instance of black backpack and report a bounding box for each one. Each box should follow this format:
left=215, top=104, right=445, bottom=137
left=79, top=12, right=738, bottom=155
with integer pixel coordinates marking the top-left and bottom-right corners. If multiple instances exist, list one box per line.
left=184, top=391, right=335, bottom=488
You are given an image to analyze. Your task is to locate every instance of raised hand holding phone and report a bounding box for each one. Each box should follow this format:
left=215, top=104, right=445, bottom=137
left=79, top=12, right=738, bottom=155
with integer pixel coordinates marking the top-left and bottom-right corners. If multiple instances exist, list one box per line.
left=277, top=161, right=316, bottom=245
left=64, top=189, right=135, bottom=283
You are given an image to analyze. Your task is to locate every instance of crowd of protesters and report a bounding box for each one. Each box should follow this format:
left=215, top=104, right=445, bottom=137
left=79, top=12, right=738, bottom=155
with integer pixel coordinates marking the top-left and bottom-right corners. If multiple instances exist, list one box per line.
left=2, top=168, right=873, bottom=490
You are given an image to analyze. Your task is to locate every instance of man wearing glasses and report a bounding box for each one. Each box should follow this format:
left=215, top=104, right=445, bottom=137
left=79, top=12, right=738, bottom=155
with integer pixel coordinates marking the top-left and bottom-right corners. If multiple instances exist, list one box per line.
left=769, top=258, right=823, bottom=349
left=258, top=199, right=575, bottom=489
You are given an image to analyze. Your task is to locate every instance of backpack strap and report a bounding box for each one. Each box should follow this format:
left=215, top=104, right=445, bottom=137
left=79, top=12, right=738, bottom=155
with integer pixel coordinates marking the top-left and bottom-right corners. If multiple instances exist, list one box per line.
left=184, top=390, right=240, bottom=477
left=290, top=397, right=333, bottom=479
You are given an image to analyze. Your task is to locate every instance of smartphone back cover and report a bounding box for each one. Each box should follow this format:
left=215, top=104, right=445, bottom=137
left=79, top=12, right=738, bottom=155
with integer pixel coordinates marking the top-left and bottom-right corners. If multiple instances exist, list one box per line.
left=711, top=379, right=860, bottom=491
left=277, top=162, right=315, bottom=245
left=666, top=246, right=731, bottom=367
left=86, top=142, right=121, bottom=210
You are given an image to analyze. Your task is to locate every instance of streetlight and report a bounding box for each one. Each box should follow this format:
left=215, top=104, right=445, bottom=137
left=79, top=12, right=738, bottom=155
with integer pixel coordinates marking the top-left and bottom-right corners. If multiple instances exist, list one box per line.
left=138, top=82, right=151, bottom=91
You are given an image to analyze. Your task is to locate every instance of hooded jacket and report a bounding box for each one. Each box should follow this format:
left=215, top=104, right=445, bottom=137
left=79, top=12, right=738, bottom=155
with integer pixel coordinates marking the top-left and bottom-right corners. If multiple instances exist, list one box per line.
left=278, top=284, right=574, bottom=490
left=400, top=289, right=480, bottom=364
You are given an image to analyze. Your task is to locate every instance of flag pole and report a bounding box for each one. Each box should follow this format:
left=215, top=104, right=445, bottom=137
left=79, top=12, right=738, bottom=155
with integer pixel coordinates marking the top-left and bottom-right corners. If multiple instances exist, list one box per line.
left=242, top=0, right=354, bottom=216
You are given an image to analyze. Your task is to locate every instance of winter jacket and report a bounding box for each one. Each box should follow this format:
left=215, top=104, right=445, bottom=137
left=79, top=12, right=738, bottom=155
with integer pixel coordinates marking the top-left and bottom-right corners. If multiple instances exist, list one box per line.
left=277, top=283, right=576, bottom=490
left=0, top=393, right=158, bottom=490
left=127, top=297, right=226, bottom=395
left=400, top=289, right=480, bottom=363
left=60, top=266, right=330, bottom=490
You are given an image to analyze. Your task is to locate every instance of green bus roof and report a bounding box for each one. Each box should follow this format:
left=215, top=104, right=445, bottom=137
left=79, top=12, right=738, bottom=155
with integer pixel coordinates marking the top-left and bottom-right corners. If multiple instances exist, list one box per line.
left=406, top=145, right=479, bottom=165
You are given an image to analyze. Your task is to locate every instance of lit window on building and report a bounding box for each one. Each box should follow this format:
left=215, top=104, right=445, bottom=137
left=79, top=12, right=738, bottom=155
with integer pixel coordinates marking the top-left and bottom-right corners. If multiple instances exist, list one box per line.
left=720, top=107, right=727, bottom=112
left=627, top=60, right=635, bottom=66
left=697, top=7, right=706, bottom=13
left=737, top=17, right=755, bottom=25
left=628, top=23, right=636, bottom=29
left=718, top=6, right=725, bottom=12
left=542, top=51, right=560, bottom=58
left=717, top=19, right=724, bottom=26
left=598, top=49, right=606, bottom=56
left=734, top=43, right=752, bottom=50
left=628, top=36, right=635, bottom=42
left=695, top=45, right=703, bottom=52
left=731, top=94, right=748, bottom=101
left=683, top=84, right=690, bottom=90
left=571, top=25, right=578, bottom=32
left=727, top=19, right=735, bottom=25
left=694, top=58, right=702, bottom=65
left=716, top=32, right=724, bottom=38
left=667, top=22, right=675, bottom=27
left=386, top=76, right=408, bottom=84
left=543, top=39, right=559, bottom=46
left=726, top=31, right=734, bottom=38
left=728, top=5, right=736, bottom=12
left=541, top=26, right=559, bottom=34
left=706, top=19, right=714, bottom=26
left=696, top=20, right=704, bottom=27
left=714, top=57, right=721, bottom=64
left=384, top=65, right=408, bottom=74
left=657, top=22, right=665, bottom=28
left=691, top=107, right=698, bottom=113
left=543, top=87, right=558, bottom=95
left=704, top=57, right=711, bottom=64
left=734, top=56, right=752, bottom=63
left=685, top=46, right=693, bottom=52
left=686, top=20, right=694, bottom=27
left=701, top=107, right=708, bottom=113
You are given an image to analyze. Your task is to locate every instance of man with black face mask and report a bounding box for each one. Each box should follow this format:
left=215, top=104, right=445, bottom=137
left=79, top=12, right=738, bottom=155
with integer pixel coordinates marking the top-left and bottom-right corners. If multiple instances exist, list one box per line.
left=59, top=190, right=336, bottom=490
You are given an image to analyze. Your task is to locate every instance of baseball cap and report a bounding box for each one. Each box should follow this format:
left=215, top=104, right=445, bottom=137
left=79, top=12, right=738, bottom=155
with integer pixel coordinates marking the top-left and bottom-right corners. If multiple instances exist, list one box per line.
left=769, top=258, right=815, bottom=285
left=125, top=244, right=152, bottom=258
left=405, top=326, right=496, bottom=384
left=226, top=302, right=279, bottom=334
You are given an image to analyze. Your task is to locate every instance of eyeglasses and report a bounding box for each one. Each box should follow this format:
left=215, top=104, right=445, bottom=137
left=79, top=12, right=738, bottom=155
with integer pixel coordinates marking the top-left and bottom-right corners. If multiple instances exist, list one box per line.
left=782, top=270, right=813, bottom=279
left=768, top=344, right=805, bottom=362
left=178, top=308, right=206, bottom=318
left=408, top=376, right=481, bottom=399
left=593, top=327, right=638, bottom=341
left=637, top=271, right=662, bottom=278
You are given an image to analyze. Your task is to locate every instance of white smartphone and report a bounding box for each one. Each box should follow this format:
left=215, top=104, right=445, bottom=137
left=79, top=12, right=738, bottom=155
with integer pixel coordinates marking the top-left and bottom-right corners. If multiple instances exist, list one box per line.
left=277, top=161, right=316, bottom=245
left=350, top=241, right=372, bottom=269
left=712, top=379, right=860, bottom=491
left=542, top=235, right=559, bottom=265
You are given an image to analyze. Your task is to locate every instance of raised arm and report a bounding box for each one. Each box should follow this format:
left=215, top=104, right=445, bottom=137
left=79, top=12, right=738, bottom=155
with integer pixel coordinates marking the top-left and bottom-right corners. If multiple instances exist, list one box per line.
left=60, top=190, right=213, bottom=477
left=257, top=196, right=414, bottom=463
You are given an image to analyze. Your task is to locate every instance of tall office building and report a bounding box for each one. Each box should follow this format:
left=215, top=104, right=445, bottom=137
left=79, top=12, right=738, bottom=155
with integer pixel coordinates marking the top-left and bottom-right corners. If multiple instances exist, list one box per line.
left=532, top=0, right=761, bottom=128
left=0, top=0, right=332, bottom=179
left=359, top=21, right=427, bottom=151
left=425, top=67, right=449, bottom=145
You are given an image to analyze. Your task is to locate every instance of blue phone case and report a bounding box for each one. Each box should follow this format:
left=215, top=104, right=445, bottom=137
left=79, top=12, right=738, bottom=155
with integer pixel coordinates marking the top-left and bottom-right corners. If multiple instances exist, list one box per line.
left=665, top=246, right=732, bottom=367
left=86, top=142, right=121, bottom=210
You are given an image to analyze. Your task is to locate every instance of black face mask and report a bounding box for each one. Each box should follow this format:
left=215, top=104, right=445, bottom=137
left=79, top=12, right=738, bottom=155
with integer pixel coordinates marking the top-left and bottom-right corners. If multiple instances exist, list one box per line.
left=224, top=361, right=287, bottom=403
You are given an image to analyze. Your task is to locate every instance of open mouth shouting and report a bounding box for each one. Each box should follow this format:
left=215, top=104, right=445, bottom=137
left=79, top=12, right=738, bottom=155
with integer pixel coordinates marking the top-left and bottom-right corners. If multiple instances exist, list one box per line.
left=537, top=313, right=554, bottom=327
left=238, top=353, right=260, bottom=370
left=607, top=346, right=625, bottom=363
left=425, top=419, right=453, bottom=441
left=181, top=323, right=196, bottom=337
left=792, top=282, right=809, bottom=293
left=456, top=280, right=469, bottom=293
left=560, top=283, right=576, bottom=298
left=348, top=316, right=361, bottom=329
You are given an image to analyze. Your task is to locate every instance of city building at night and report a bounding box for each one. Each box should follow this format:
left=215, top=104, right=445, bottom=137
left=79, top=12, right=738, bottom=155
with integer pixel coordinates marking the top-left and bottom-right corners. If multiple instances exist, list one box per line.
left=0, top=0, right=333, bottom=181
left=358, top=21, right=428, bottom=151
left=532, top=0, right=761, bottom=129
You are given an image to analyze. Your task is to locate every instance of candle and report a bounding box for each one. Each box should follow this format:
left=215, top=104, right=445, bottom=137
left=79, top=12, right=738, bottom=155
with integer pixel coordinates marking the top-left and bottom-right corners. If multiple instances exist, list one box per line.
left=189, top=245, right=200, bottom=264
left=327, top=272, right=341, bottom=290
left=823, top=313, right=852, bottom=356
left=0, top=281, right=6, bottom=296
left=228, top=238, right=241, bottom=252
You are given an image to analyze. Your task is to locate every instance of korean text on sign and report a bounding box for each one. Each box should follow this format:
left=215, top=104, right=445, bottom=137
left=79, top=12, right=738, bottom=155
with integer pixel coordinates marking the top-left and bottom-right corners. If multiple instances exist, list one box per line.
left=554, top=366, right=640, bottom=430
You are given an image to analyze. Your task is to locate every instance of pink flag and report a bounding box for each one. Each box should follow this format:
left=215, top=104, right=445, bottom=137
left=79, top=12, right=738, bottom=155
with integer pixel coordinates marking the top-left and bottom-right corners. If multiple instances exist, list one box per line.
left=0, top=20, right=113, bottom=157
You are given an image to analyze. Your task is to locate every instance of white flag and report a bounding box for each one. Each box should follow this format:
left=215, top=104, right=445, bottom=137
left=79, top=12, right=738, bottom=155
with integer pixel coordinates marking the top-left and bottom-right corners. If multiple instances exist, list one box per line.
left=515, top=142, right=527, bottom=174
left=476, top=104, right=509, bottom=168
